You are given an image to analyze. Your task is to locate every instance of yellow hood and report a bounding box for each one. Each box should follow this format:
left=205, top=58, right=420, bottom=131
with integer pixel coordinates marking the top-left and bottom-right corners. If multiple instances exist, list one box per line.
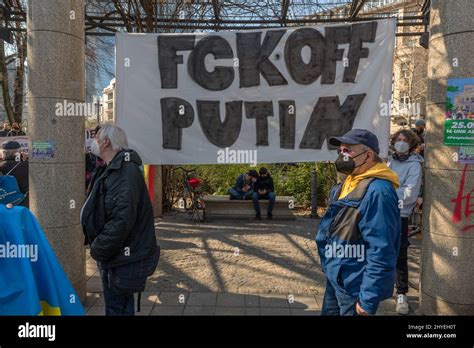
left=339, top=162, right=400, bottom=199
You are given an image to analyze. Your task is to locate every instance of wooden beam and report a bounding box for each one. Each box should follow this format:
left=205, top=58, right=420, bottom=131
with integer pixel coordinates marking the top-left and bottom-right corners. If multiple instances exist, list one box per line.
left=281, top=0, right=290, bottom=23
left=350, top=0, right=359, bottom=18
left=351, top=0, right=368, bottom=19
left=212, top=0, right=220, bottom=21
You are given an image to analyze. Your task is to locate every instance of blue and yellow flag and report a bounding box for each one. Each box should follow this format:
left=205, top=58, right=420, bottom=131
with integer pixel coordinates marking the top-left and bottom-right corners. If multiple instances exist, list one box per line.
left=0, top=204, right=85, bottom=315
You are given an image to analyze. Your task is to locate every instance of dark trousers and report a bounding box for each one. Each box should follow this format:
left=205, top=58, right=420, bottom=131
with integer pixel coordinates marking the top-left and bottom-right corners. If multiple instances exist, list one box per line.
left=100, top=266, right=135, bottom=316
left=321, top=279, right=358, bottom=316
left=396, top=217, right=410, bottom=295
left=252, top=191, right=276, bottom=215
left=228, top=187, right=253, bottom=200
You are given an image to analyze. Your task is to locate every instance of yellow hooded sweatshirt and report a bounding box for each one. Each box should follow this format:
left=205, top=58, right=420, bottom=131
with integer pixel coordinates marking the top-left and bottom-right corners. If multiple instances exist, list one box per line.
left=339, top=162, right=400, bottom=200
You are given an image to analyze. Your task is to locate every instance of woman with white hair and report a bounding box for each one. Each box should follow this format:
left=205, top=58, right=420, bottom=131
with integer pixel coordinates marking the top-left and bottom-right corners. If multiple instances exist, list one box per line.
left=81, top=124, right=160, bottom=316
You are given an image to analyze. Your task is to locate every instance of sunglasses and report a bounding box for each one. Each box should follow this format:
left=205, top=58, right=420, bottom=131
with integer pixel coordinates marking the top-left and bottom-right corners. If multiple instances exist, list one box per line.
left=336, top=147, right=356, bottom=155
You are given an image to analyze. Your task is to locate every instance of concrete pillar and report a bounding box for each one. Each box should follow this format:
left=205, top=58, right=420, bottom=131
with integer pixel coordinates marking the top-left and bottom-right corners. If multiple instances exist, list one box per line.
left=420, top=0, right=474, bottom=314
left=27, top=0, right=86, bottom=302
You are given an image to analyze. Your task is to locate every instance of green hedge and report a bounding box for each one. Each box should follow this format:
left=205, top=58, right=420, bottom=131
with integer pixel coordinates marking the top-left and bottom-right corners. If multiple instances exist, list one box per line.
left=186, top=162, right=337, bottom=207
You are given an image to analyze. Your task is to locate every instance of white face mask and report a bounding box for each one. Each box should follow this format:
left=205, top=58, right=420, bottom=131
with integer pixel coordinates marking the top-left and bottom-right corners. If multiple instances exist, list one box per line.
left=394, top=140, right=410, bottom=154
left=90, top=139, right=101, bottom=157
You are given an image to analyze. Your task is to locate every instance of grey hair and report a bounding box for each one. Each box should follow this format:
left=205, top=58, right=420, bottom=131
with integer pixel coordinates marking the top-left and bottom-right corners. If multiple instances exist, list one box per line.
left=362, top=145, right=383, bottom=163
left=97, top=124, right=128, bottom=151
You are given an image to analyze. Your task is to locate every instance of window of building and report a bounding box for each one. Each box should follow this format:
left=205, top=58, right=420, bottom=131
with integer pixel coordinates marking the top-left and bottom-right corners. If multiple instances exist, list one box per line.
left=400, top=91, right=410, bottom=105
left=401, top=64, right=410, bottom=79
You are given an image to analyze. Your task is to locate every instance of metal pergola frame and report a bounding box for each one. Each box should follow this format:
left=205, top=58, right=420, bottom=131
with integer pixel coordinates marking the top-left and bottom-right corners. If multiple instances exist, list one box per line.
left=0, top=0, right=431, bottom=37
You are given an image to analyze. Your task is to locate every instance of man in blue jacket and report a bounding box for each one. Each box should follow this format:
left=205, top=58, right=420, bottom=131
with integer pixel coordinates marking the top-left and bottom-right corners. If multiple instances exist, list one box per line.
left=316, top=129, right=401, bottom=316
left=228, top=170, right=258, bottom=200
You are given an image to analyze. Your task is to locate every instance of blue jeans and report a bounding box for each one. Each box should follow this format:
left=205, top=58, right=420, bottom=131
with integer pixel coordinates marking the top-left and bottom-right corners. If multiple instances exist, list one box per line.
left=228, top=187, right=253, bottom=200
left=252, top=191, right=276, bottom=215
left=321, top=279, right=358, bottom=316
left=100, top=266, right=135, bottom=316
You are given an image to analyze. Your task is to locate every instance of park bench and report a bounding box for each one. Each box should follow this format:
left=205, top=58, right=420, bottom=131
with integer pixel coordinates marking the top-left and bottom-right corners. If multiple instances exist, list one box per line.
left=203, top=195, right=296, bottom=220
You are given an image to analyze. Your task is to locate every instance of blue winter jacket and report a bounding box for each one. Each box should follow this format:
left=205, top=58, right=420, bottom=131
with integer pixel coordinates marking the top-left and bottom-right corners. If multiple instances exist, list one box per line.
left=316, top=178, right=401, bottom=314
left=234, top=173, right=254, bottom=193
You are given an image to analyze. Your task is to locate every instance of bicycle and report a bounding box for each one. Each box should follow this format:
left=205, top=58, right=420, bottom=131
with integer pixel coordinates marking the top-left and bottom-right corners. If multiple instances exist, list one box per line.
left=173, top=167, right=206, bottom=222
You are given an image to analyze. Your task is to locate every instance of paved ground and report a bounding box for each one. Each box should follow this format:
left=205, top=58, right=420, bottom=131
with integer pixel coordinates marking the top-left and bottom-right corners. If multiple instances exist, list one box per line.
left=85, top=213, right=421, bottom=316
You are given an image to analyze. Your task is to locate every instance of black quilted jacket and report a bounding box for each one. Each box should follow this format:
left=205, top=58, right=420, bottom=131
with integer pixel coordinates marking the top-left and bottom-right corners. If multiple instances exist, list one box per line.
left=81, top=149, right=157, bottom=268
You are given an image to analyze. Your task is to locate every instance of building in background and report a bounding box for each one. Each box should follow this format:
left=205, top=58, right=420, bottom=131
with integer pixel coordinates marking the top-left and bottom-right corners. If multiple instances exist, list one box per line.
left=310, top=0, right=428, bottom=134
left=454, top=84, right=474, bottom=114
left=101, top=78, right=115, bottom=123
left=359, top=1, right=428, bottom=134
left=86, top=95, right=103, bottom=127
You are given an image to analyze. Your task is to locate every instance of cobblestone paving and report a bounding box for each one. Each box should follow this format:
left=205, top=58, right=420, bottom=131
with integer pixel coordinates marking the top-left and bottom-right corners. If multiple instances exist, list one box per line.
left=85, top=213, right=420, bottom=316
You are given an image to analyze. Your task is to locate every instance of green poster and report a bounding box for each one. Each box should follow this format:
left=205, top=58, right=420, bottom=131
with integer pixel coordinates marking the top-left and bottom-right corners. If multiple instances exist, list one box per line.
left=444, top=78, right=474, bottom=146
left=444, top=119, right=474, bottom=146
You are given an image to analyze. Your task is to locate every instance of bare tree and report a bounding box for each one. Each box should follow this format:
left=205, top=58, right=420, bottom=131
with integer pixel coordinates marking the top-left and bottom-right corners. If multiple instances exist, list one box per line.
left=0, top=0, right=26, bottom=124
left=393, top=39, right=428, bottom=127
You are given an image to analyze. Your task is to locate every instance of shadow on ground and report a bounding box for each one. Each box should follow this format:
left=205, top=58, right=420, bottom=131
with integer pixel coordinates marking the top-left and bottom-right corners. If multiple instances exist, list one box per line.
left=85, top=213, right=420, bottom=316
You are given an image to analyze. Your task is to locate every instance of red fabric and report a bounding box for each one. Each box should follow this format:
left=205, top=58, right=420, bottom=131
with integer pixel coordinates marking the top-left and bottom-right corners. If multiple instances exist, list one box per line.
left=187, top=178, right=201, bottom=189
left=148, top=165, right=155, bottom=203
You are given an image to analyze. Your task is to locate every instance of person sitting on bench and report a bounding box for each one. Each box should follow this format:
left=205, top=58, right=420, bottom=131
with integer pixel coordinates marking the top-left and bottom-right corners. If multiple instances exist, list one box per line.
left=228, top=170, right=258, bottom=200
left=252, top=167, right=276, bottom=220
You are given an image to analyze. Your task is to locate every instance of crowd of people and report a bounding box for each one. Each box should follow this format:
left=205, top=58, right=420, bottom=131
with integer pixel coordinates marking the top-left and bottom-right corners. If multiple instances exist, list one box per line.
left=0, top=118, right=426, bottom=316
left=0, top=140, right=29, bottom=207
left=0, top=122, right=27, bottom=137
left=224, top=119, right=425, bottom=316
left=0, top=122, right=29, bottom=207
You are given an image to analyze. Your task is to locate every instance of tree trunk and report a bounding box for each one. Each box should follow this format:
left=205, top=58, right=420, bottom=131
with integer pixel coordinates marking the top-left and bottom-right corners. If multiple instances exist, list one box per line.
left=12, top=32, right=26, bottom=124
left=0, top=39, right=16, bottom=124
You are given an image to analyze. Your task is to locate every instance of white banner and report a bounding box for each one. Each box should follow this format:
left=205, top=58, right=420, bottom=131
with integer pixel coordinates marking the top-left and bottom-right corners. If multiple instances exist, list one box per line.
left=116, top=19, right=395, bottom=164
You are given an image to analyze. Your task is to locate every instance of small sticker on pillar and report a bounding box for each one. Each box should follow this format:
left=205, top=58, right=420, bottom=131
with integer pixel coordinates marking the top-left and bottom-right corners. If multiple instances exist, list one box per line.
left=32, top=140, right=56, bottom=159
